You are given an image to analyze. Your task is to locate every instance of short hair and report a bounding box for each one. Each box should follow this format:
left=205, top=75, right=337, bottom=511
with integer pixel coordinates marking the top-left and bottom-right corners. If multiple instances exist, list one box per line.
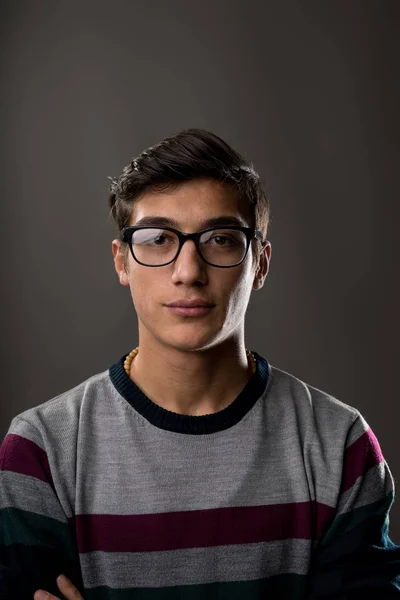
left=108, top=128, right=270, bottom=251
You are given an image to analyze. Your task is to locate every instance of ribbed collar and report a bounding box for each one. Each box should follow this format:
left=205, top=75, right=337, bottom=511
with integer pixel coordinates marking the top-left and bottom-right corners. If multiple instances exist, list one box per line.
left=109, top=351, right=269, bottom=435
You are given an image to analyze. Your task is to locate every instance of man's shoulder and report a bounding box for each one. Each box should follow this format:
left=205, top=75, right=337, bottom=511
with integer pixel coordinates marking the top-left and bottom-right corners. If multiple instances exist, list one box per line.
left=267, top=363, right=361, bottom=429
left=7, top=367, right=115, bottom=442
left=266, top=364, right=372, bottom=483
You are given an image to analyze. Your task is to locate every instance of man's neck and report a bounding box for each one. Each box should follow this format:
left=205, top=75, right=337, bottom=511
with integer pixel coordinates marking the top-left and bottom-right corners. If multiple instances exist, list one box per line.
left=128, top=339, right=251, bottom=416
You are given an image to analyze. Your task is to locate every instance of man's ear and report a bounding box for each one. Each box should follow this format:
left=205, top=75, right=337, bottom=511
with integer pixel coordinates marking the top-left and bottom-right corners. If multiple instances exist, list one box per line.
left=112, top=240, right=130, bottom=287
left=253, top=242, right=271, bottom=291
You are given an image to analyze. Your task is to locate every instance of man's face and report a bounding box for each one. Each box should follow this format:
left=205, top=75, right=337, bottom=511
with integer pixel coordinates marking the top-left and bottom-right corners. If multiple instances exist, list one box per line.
left=112, top=178, right=271, bottom=353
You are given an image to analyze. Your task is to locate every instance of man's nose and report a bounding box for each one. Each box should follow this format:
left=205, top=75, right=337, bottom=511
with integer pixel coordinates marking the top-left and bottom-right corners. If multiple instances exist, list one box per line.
left=170, top=239, right=208, bottom=285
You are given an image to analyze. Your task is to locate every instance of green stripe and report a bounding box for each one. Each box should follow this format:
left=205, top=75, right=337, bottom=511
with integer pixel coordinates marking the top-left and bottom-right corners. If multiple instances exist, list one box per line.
left=321, top=491, right=394, bottom=546
left=0, top=506, right=77, bottom=560
left=85, top=574, right=307, bottom=600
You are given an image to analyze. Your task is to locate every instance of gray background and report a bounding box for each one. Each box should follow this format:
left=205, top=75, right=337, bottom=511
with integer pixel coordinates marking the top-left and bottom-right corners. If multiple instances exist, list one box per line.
left=1, top=1, right=399, bottom=540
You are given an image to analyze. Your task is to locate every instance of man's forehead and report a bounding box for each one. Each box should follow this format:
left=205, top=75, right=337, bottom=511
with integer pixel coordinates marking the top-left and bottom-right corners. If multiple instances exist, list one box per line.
left=129, top=179, right=253, bottom=228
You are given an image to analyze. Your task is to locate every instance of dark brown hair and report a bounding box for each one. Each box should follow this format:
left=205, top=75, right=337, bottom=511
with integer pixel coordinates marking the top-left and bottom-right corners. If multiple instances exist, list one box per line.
left=108, top=128, right=270, bottom=253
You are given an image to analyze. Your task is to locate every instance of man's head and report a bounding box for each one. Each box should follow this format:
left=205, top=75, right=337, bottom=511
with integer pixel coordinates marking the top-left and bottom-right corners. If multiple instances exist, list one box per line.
left=110, top=128, right=271, bottom=353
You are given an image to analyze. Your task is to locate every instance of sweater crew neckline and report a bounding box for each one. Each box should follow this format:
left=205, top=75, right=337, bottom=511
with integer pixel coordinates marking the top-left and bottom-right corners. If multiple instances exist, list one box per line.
left=109, top=351, right=269, bottom=435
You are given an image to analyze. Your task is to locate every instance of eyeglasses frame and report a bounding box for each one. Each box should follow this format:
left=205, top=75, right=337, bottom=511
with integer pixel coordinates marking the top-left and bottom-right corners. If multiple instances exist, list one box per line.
left=121, top=225, right=265, bottom=268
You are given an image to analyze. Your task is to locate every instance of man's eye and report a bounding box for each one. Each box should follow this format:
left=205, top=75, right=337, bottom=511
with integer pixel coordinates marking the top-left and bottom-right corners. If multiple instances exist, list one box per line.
left=151, top=234, right=176, bottom=245
left=153, top=235, right=167, bottom=245
left=209, top=235, right=234, bottom=245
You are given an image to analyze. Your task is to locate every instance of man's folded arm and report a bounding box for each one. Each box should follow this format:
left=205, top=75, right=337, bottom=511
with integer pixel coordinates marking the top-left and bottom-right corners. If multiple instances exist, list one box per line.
left=307, top=415, right=400, bottom=599
left=0, top=416, right=83, bottom=599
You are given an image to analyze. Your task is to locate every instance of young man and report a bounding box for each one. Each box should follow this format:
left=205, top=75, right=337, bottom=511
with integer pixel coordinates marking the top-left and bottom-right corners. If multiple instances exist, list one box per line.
left=1, top=129, right=399, bottom=600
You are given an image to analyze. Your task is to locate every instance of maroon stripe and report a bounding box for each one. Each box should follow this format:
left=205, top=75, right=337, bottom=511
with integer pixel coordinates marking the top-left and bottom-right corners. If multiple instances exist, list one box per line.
left=0, top=433, right=55, bottom=490
left=313, top=501, right=336, bottom=541
left=75, top=501, right=335, bottom=553
left=341, top=427, right=384, bottom=493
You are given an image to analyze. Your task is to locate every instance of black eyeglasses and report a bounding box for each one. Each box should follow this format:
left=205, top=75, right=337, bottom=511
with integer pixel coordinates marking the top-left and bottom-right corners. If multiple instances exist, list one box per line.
left=121, top=226, right=264, bottom=268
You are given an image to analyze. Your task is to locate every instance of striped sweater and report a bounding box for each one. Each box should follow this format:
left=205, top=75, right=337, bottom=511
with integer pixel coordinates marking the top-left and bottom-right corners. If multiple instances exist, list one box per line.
left=1, top=351, right=399, bottom=599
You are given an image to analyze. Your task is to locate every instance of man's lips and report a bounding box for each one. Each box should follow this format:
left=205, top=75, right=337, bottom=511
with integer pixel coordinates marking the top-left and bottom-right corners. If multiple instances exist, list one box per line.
left=166, top=306, right=214, bottom=316
left=165, top=299, right=215, bottom=308
left=164, top=300, right=215, bottom=316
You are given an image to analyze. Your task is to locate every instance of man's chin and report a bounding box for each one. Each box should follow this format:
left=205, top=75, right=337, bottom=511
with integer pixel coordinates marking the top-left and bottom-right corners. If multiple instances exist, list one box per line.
left=157, top=332, right=221, bottom=354
left=140, top=319, right=225, bottom=353
left=162, top=341, right=214, bottom=353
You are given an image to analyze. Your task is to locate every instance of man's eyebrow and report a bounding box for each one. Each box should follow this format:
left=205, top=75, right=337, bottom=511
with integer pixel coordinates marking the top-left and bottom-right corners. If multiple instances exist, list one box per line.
left=133, top=216, right=180, bottom=227
left=133, top=216, right=248, bottom=228
left=203, top=216, right=248, bottom=228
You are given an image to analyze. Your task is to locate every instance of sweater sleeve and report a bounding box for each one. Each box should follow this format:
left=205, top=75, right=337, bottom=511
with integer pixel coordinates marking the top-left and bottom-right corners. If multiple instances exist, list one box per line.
left=307, top=414, right=400, bottom=599
left=0, top=416, right=84, bottom=600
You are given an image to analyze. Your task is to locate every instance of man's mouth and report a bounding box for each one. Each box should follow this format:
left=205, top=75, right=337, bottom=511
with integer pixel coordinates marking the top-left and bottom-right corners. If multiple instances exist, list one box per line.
left=164, top=299, right=215, bottom=317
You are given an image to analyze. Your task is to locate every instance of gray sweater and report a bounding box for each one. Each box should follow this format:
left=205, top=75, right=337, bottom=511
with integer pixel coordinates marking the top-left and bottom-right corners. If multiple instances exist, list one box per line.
left=0, top=351, right=399, bottom=599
